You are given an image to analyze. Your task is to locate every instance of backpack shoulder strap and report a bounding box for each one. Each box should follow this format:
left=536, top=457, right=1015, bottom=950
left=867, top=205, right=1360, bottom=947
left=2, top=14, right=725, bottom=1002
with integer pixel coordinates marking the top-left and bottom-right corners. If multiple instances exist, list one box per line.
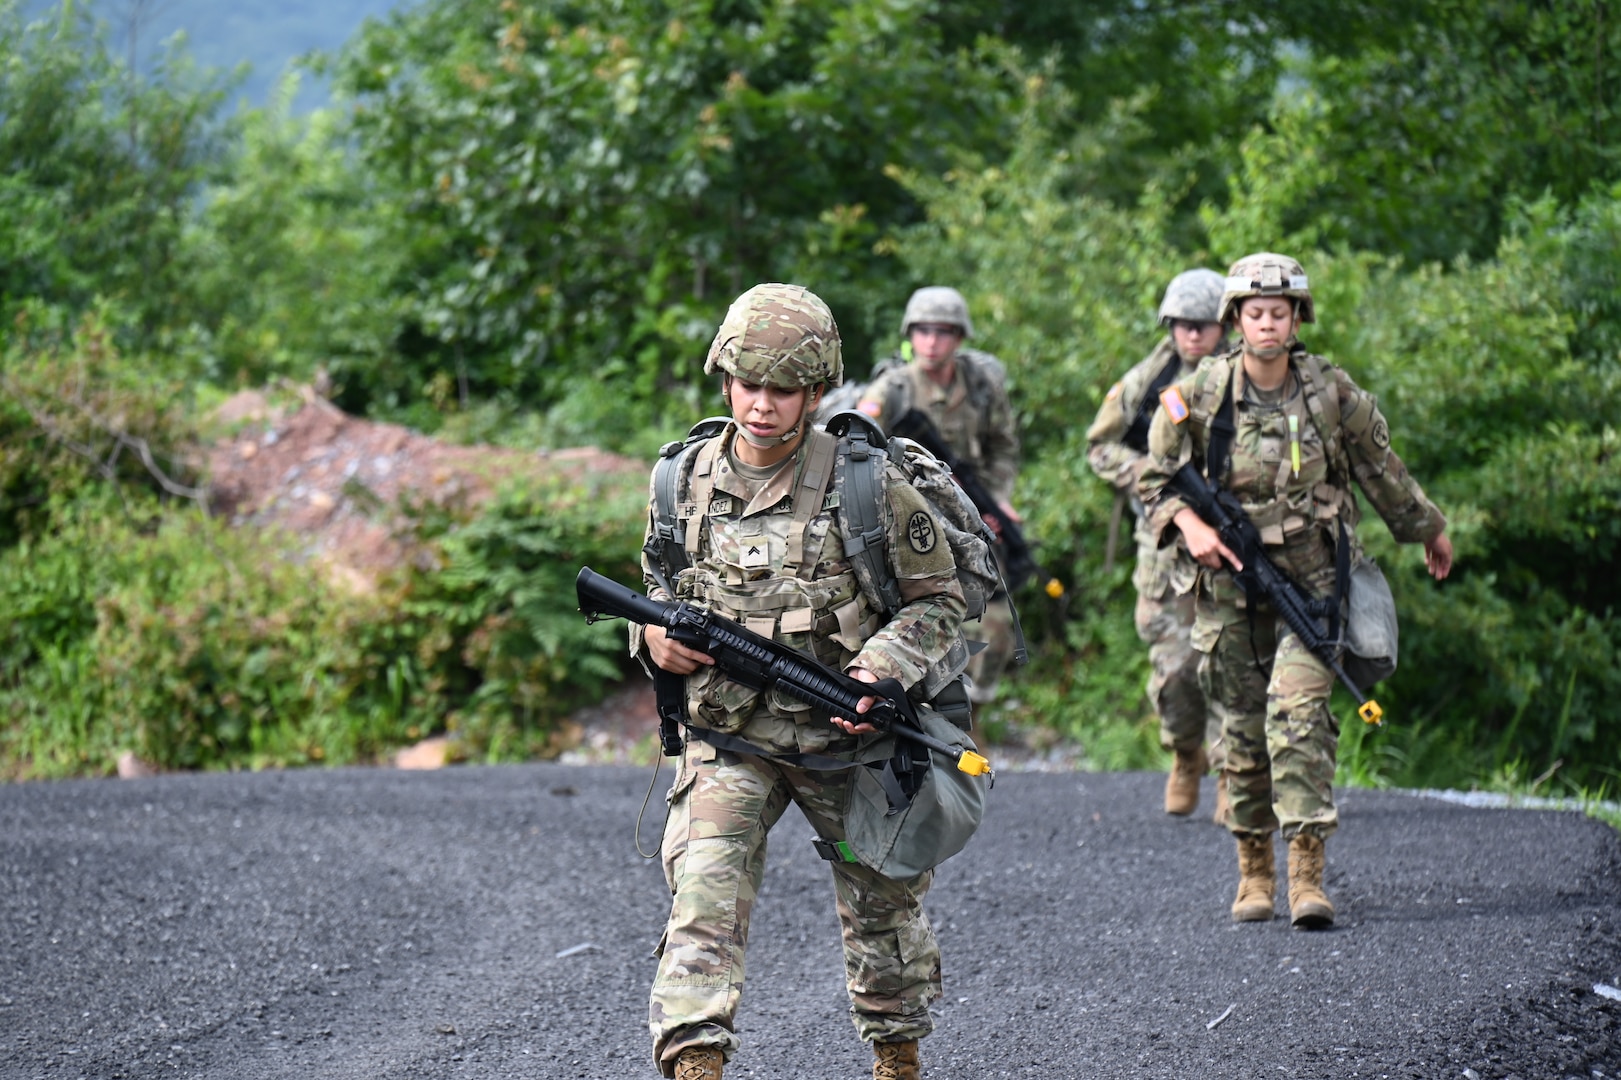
left=957, top=348, right=1007, bottom=408
left=1201, top=361, right=1238, bottom=485
left=1124, top=344, right=1185, bottom=452
left=1293, top=349, right=1348, bottom=482
left=780, top=427, right=839, bottom=579
left=825, top=410, right=904, bottom=618
left=646, top=416, right=730, bottom=591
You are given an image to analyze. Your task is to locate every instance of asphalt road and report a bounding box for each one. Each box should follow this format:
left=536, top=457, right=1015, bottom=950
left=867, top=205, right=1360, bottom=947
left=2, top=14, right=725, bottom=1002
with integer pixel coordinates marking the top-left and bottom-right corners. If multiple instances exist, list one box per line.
left=2, top=764, right=1617, bottom=1080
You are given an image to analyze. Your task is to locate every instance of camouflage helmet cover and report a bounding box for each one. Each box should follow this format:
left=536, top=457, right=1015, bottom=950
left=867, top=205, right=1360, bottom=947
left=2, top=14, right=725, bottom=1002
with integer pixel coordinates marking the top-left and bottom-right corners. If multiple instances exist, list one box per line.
left=1158, top=268, right=1226, bottom=326
left=1218, top=252, right=1315, bottom=325
left=900, top=286, right=975, bottom=339
left=705, top=282, right=844, bottom=388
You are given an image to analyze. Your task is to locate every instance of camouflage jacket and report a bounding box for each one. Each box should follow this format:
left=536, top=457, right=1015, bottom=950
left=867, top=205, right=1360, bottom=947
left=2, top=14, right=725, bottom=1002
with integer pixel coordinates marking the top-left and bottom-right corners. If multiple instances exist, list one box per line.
left=1138, top=345, right=1446, bottom=592
left=1084, top=337, right=1201, bottom=596
left=857, top=348, right=1020, bottom=504
left=631, top=422, right=966, bottom=755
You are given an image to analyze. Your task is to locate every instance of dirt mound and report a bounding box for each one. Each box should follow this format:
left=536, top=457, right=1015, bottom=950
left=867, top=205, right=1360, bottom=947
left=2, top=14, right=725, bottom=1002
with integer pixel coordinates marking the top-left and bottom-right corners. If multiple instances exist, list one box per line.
left=206, top=391, right=641, bottom=589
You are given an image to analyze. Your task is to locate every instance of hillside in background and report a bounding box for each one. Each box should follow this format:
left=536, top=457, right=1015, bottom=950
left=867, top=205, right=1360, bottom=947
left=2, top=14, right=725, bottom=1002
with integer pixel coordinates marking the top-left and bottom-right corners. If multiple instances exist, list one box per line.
left=23, top=0, right=402, bottom=109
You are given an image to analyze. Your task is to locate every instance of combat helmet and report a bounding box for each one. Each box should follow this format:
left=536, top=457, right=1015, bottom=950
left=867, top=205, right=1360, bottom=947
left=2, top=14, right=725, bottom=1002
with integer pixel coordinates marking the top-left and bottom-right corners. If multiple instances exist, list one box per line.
left=900, top=286, right=974, bottom=339
left=1218, top=252, right=1314, bottom=325
left=1158, top=269, right=1225, bottom=326
left=705, top=283, right=844, bottom=388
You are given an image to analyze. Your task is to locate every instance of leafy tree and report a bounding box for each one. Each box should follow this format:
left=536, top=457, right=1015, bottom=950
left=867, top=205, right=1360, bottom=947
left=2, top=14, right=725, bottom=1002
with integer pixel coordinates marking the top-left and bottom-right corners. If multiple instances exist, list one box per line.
left=324, top=0, right=1020, bottom=425
left=0, top=0, right=238, bottom=343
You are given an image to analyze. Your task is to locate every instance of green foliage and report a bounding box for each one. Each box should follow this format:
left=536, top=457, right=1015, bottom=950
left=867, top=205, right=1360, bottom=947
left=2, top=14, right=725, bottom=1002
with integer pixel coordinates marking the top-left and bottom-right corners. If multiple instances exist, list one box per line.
left=1295, top=0, right=1621, bottom=263
left=886, top=73, right=1621, bottom=791
left=0, top=468, right=648, bottom=778
left=322, top=0, right=1018, bottom=423
left=378, top=469, right=646, bottom=759
left=183, top=82, right=416, bottom=392
left=3, top=0, right=1619, bottom=789
left=0, top=305, right=203, bottom=546
left=0, top=1, right=238, bottom=344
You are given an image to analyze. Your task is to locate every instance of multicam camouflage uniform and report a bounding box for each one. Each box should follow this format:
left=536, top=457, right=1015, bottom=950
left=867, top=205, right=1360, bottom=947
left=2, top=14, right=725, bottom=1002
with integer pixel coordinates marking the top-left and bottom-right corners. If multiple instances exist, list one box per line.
left=631, top=284, right=967, bottom=1076
left=858, top=289, right=1020, bottom=702
left=1139, top=341, right=1446, bottom=841
left=1086, top=336, right=1221, bottom=767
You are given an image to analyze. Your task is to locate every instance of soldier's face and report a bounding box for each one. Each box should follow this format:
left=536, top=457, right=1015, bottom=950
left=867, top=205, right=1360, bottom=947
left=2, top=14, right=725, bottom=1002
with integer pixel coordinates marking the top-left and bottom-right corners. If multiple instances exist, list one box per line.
left=1171, top=319, right=1223, bottom=361
left=1236, top=297, right=1297, bottom=356
left=726, top=377, right=816, bottom=440
left=908, top=324, right=963, bottom=369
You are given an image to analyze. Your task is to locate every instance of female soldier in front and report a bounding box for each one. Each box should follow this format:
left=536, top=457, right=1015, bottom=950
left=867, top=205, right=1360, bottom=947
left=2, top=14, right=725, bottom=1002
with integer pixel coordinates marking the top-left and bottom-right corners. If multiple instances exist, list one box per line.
left=1137, top=253, right=1454, bottom=928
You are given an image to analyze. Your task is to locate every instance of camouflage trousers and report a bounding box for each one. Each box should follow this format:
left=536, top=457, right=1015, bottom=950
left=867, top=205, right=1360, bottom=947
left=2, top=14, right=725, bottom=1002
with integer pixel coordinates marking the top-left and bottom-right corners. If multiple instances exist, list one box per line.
left=1194, top=570, right=1338, bottom=841
left=963, top=594, right=1016, bottom=703
left=1134, top=587, right=1223, bottom=769
left=650, top=737, right=941, bottom=1076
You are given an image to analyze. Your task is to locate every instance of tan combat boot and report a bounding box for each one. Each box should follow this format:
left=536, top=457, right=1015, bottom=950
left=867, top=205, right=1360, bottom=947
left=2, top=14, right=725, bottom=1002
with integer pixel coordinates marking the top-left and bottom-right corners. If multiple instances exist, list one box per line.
left=1211, top=772, right=1231, bottom=826
left=1230, top=834, right=1276, bottom=922
left=1287, top=833, right=1336, bottom=929
left=873, top=1039, right=921, bottom=1080
left=1164, top=745, right=1207, bottom=815
left=672, top=1046, right=724, bottom=1080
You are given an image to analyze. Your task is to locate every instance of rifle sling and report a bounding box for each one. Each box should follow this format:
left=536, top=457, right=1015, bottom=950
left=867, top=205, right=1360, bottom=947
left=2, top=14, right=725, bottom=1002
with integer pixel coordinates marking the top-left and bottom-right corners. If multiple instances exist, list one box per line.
left=1124, top=350, right=1185, bottom=453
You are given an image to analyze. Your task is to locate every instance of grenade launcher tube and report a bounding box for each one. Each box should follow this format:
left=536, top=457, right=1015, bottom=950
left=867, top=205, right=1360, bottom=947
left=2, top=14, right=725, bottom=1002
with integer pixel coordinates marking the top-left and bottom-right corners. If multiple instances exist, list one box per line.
left=575, top=567, right=992, bottom=774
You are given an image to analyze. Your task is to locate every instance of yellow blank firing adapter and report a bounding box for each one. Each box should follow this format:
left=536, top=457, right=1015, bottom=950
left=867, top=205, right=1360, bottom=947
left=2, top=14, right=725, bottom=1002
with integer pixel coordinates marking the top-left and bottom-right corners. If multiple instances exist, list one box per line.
left=955, top=749, right=993, bottom=776
left=1359, top=699, right=1383, bottom=726
left=1043, top=577, right=1064, bottom=599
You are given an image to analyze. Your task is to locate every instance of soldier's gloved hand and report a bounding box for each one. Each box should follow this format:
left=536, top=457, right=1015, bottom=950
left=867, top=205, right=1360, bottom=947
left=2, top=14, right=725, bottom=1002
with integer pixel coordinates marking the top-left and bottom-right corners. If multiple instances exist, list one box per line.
left=645, top=625, right=715, bottom=675
left=830, top=667, right=881, bottom=735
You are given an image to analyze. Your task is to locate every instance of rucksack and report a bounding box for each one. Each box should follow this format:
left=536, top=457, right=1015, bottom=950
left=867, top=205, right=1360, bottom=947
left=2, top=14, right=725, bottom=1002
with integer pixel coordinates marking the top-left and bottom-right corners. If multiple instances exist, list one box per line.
left=644, top=410, right=1008, bottom=705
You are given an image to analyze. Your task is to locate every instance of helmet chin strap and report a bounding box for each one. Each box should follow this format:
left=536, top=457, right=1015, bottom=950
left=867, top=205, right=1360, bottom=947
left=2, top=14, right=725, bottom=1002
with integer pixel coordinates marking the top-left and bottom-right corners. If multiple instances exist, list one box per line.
left=1243, top=341, right=1290, bottom=362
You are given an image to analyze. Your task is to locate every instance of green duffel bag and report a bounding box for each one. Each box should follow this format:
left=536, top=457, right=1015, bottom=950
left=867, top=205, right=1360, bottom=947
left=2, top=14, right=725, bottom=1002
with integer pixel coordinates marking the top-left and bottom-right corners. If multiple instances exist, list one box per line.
left=842, top=708, right=989, bottom=880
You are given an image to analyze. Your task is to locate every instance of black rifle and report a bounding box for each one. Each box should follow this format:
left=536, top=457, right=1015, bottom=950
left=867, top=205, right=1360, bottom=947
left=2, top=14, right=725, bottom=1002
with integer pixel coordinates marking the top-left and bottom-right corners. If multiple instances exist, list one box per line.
left=1168, top=463, right=1383, bottom=725
left=888, top=409, right=1063, bottom=599
left=575, top=567, right=994, bottom=775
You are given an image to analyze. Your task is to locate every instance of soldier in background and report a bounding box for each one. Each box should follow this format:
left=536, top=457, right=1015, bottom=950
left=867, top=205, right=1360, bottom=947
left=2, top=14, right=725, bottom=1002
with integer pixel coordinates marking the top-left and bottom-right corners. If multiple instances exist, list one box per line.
left=1139, top=253, right=1453, bottom=928
left=857, top=287, right=1021, bottom=705
left=1085, top=270, right=1230, bottom=820
left=634, top=283, right=966, bottom=1079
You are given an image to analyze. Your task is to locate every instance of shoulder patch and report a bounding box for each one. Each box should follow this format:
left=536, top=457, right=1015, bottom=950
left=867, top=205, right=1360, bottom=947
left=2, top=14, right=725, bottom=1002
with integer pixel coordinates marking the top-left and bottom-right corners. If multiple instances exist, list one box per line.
left=905, top=510, right=938, bottom=554
left=858, top=399, right=882, bottom=419
left=1370, top=417, right=1390, bottom=450
left=1160, top=385, right=1190, bottom=425
left=1105, top=381, right=1123, bottom=401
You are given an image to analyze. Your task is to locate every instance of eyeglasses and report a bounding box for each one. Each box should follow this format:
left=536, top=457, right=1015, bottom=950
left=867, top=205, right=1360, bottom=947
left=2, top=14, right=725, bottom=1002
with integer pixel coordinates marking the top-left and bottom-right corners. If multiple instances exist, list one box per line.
left=910, top=324, right=963, bottom=339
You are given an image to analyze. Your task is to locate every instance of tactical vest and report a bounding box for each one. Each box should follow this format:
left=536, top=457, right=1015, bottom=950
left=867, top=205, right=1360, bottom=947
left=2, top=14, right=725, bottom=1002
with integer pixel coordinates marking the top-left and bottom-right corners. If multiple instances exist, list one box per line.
left=646, top=415, right=1007, bottom=710
left=1188, top=345, right=1364, bottom=541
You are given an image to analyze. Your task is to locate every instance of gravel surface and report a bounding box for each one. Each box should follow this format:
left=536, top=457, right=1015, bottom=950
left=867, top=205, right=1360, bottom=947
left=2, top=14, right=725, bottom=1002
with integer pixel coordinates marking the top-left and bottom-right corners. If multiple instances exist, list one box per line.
left=2, top=764, right=1617, bottom=1080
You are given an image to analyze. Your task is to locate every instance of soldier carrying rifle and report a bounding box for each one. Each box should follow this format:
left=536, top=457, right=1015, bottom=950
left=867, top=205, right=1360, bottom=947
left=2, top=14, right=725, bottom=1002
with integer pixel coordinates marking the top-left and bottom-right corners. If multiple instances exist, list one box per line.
left=1138, top=253, right=1454, bottom=929
left=632, top=283, right=973, bottom=1080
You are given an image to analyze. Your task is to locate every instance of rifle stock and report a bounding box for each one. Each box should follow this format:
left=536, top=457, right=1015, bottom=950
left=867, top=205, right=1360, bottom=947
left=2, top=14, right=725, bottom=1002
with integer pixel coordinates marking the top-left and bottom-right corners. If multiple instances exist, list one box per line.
left=1168, top=463, right=1384, bottom=725
left=575, top=567, right=994, bottom=775
left=889, top=409, right=1063, bottom=599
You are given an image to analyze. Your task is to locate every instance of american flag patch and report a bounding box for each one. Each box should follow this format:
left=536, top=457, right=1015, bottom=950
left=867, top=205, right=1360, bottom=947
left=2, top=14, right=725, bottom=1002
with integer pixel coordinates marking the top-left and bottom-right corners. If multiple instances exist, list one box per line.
left=1160, top=385, right=1190, bottom=424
